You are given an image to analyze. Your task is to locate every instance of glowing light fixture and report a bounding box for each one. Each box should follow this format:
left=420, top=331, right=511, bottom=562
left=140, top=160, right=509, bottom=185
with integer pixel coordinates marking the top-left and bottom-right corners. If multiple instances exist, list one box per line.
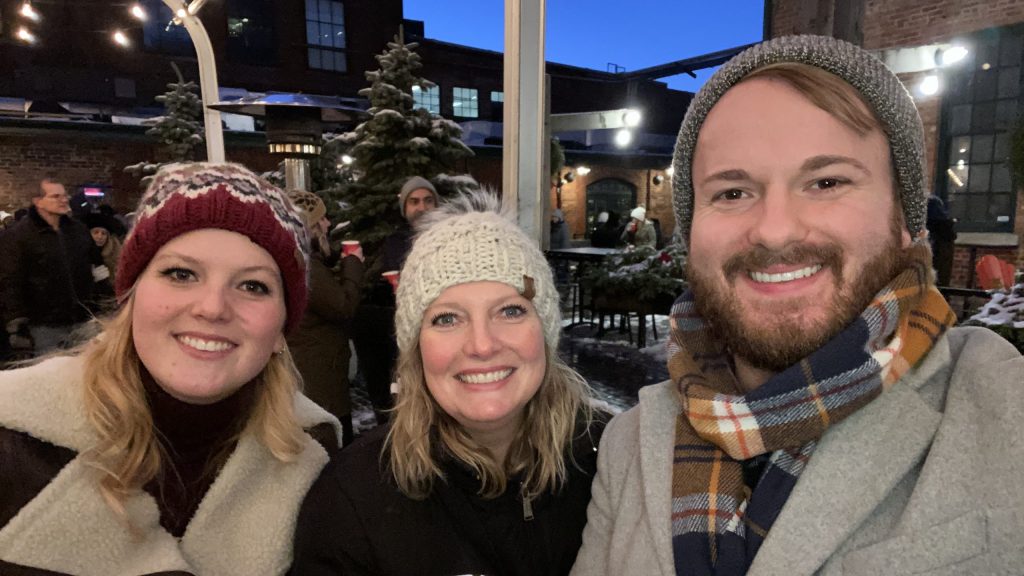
left=19, top=1, right=40, bottom=22
left=614, top=129, right=632, bottom=148
left=575, top=166, right=591, bottom=176
left=940, top=46, right=968, bottom=66
left=16, top=26, right=36, bottom=44
left=113, top=30, right=130, bottom=47
left=918, top=75, right=940, bottom=96
left=130, top=3, right=147, bottom=21
left=665, top=166, right=674, bottom=177
left=341, top=154, right=354, bottom=165
left=623, top=108, right=642, bottom=127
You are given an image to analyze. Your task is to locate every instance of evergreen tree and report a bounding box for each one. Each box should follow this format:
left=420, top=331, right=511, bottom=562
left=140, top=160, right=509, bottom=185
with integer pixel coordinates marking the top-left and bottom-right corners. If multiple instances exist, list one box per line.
left=125, top=63, right=204, bottom=186
left=323, top=32, right=475, bottom=271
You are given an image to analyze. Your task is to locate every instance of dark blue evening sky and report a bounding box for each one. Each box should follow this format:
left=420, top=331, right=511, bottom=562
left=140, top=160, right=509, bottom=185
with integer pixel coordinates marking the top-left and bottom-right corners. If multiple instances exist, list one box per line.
left=404, top=0, right=765, bottom=93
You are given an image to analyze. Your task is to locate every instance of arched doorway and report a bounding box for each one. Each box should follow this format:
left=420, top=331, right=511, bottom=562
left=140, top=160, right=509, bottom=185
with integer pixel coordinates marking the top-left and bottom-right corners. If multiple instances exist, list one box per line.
left=585, top=178, right=636, bottom=238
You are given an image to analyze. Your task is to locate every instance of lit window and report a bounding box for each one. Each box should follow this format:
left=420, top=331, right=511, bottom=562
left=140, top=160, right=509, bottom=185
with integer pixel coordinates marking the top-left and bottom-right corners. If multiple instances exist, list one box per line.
left=413, top=85, right=440, bottom=114
left=452, top=87, right=478, bottom=118
left=490, top=91, right=504, bottom=103
left=306, top=0, right=346, bottom=73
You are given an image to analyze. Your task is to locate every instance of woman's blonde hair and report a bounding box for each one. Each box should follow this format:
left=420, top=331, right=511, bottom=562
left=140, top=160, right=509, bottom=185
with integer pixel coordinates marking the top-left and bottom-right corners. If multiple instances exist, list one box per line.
left=79, top=292, right=306, bottom=520
left=386, top=337, right=595, bottom=501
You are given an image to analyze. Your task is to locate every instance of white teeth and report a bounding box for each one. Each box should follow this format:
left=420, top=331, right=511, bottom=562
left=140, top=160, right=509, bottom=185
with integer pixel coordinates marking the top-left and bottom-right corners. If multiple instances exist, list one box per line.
left=458, top=369, right=513, bottom=384
left=749, top=264, right=822, bottom=284
left=178, top=335, right=234, bottom=352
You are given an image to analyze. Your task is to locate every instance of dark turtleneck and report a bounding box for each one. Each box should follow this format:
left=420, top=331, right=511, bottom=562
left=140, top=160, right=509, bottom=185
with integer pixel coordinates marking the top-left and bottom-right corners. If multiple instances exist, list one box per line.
left=142, top=371, right=256, bottom=538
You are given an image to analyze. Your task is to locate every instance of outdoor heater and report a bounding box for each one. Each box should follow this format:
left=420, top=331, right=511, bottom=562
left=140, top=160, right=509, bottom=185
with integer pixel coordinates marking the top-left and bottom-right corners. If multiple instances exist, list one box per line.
left=210, top=93, right=364, bottom=191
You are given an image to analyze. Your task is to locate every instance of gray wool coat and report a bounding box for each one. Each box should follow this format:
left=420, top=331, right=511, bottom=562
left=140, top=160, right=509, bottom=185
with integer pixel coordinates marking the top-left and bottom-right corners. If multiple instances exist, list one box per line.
left=570, top=327, right=1024, bottom=576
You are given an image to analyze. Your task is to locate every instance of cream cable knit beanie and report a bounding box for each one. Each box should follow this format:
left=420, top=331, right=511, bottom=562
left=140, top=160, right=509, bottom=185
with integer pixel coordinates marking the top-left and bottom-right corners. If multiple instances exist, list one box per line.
left=394, top=189, right=561, bottom=353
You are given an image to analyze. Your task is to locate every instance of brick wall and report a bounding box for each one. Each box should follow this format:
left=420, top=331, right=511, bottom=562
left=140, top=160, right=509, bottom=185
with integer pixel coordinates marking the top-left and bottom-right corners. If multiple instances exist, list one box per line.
left=0, top=129, right=280, bottom=214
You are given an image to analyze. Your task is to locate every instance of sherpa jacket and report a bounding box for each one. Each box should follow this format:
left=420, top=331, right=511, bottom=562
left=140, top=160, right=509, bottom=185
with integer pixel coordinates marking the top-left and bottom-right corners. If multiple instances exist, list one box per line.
left=0, top=354, right=342, bottom=576
left=570, top=326, right=1024, bottom=576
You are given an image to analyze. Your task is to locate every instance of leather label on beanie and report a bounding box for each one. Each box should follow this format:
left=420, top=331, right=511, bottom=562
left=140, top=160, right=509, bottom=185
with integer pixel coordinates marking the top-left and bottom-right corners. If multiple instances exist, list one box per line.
left=522, top=275, right=536, bottom=300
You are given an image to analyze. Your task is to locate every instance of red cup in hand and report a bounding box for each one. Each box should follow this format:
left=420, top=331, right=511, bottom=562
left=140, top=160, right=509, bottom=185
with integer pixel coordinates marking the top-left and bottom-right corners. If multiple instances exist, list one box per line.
left=382, top=270, right=400, bottom=293
left=341, top=240, right=363, bottom=260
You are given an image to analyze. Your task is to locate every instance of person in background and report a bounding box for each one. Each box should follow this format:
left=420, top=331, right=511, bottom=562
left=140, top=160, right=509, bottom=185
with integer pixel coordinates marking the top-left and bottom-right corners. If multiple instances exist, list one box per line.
left=590, top=211, right=623, bottom=248
left=352, top=175, right=440, bottom=424
left=620, top=206, right=656, bottom=249
left=571, top=35, right=1024, bottom=576
left=0, top=178, right=94, bottom=356
left=286, top=189, right=365, bottom=444
left=550, top=208, right=571, bottom=249
left=292, top=190, right=606, bottom=576
left=0, top=163, right=341, bottom=575
left=926, top=194, right=956, bottom=286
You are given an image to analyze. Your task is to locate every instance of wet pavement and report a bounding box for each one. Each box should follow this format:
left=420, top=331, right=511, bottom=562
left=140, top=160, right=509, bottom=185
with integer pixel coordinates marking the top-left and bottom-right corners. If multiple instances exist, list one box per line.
left=350, top=314, right=671, bottom=432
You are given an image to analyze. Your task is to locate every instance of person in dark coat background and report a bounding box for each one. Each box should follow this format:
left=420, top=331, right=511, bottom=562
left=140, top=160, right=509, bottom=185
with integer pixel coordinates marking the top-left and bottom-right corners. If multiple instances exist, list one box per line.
left=286, top=190, right=365, bottom=444
left=0, top=178, right=94, bottom=356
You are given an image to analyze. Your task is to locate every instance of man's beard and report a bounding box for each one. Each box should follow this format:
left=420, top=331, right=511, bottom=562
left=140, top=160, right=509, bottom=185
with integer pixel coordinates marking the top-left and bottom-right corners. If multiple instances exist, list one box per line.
left=687, top=230, right=912, bottom=373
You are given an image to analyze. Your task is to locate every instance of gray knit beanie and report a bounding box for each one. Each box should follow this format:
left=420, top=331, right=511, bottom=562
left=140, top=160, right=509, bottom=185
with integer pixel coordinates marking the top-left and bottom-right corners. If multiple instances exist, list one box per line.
left=399, top=176, right=439, bottom=218
left=394, top=189, right=560, bottom=354
left=672, top=35, right=927, bottom=244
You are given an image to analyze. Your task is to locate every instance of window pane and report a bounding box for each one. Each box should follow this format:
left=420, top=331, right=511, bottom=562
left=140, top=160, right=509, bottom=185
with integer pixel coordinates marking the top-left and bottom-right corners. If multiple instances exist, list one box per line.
left=967, top=195, right=989, bottom=221
left=992, top=165, right=1012, bottom=192
left=307, top=21, right=319, bottom=46
left=968, top=164, right=991, bottom=192
left=977, top=41, right=999, bottom=70
left=996, top=99, right=1017, bottom=130
left=971, top=134, right=994, bottom=163
left=975, top=69, right=997, bottom=100
left=999, top=35, right=1022, bottom=67
left=305, top=0, right=317, bottom=20
left=319, top=0, right=331, bottom=20
left=334, top=50, right=347, bottom=72
left=989, top=193, right=1013, bottom=219
left=995, top=132, right=1012, bottom=162
left=948, top=72, right=973, bottom=104
left=997, top=67, right=1020, bottom=98
left=949, top=135, right=971, bottom=164
left=949, top=197, right=967, bottom=221
left=333, top=25, right=346, bottom=48
left=332, top=1, right=344, bottom=23
left=308, top=47, right=321, bottom=69
left=951, top=104, right=971, bottom=134
left=972, top=102, right=995, bottom=132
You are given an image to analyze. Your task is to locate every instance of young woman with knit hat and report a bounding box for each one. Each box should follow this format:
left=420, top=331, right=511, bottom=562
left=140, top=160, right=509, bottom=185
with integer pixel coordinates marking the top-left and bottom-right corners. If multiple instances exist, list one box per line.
left=291, top=190, right=606, bottom=575
left=285, top=189, right=364, bottom=444
left=0, top=163, right=342, bottom=575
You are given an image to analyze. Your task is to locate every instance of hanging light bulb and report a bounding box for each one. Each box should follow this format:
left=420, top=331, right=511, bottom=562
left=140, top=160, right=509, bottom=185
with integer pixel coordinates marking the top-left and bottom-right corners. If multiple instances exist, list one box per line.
left=16, top=26, right=37, bottom=44
left=19, top=1, right=41, bottom=22
left=130, top=3, right=148, bottom=21
left=113, top=30, right=130, bottom=47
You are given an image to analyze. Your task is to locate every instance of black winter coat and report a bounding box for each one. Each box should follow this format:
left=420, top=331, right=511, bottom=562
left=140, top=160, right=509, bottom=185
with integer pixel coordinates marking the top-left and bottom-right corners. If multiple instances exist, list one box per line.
left=0, top=207, right=94, bottom=326
left=291, top=417, right=606, bottom=576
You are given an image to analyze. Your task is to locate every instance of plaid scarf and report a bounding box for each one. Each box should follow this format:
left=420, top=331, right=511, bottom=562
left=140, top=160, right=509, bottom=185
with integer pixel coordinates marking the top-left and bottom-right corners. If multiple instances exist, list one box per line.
left=668, top=244, right=955, bottom=575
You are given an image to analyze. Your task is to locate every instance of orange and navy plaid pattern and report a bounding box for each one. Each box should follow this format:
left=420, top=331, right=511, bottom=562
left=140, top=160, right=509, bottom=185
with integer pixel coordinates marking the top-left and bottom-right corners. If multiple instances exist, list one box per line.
left=668, top=244, right=955, bottom=575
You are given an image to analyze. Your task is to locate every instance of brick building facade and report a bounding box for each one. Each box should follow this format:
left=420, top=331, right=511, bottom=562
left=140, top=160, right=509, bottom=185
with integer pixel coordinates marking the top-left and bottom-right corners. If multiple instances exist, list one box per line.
left=769, top=0, right=1024, bottom=287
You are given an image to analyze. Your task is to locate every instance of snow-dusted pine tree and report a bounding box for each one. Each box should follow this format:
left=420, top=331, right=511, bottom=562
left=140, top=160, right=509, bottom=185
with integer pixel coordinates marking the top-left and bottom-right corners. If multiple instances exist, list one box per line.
left=125, top=63, right=204, bottom=186
left=324, top=31, right=476, bottom=269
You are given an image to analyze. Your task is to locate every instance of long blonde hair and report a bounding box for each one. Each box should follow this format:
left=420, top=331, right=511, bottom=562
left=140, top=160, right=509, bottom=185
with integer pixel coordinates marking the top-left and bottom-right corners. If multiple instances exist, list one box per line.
left=79, top=293, right=306, bottom=520
left=386, top=339, right=595, bottom=501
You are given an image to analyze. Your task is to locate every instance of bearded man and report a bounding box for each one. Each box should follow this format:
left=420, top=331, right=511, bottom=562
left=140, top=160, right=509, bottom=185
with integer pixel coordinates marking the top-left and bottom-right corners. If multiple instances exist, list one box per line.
left=570, top=35, right=1024, bottom=576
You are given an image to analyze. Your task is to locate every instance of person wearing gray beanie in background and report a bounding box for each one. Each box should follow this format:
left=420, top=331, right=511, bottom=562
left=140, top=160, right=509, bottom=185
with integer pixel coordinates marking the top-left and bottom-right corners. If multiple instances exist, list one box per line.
left=570, top=35, right=1024, bottom=576
left=292, top=189, right=609, bottom=576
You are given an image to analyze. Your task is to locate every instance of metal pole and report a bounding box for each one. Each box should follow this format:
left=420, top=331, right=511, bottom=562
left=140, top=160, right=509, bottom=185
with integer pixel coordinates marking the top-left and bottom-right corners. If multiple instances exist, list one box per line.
left=162, top=0, right=225, bottom=162
left=503, top=0, right=546, bottom=246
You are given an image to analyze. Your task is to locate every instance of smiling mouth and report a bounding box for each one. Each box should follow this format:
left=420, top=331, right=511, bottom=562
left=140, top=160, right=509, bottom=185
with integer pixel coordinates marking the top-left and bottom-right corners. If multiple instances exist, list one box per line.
left=177, top=335, right=235, bottom=353
left=457, top=369, right=514, bottom=384
left=748, top=264, right=823, bottom=284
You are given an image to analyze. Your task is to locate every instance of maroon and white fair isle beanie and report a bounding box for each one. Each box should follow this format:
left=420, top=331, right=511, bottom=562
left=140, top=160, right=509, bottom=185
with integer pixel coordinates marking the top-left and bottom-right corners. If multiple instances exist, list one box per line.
left=116, top=162, right=311, bottom=333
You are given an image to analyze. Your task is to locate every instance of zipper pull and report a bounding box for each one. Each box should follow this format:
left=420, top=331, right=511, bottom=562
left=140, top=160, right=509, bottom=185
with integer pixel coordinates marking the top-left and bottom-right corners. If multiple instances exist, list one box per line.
left=521, top=485, right=535, bottom=521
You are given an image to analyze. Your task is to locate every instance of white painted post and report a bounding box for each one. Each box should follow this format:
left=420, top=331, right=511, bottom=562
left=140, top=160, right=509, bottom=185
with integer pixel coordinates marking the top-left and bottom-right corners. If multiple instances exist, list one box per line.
left=503, top=0, right=546, bottom=246
left=162, top=0, right=225, bottom=162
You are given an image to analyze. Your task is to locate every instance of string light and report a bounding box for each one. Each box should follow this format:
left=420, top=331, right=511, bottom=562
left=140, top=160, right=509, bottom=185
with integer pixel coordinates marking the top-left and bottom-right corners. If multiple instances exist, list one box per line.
left=16, top=26, right=36, bottom=44
left=113, top=30, right=130, bottom=47
left=130, top=3, right=148, bottom=21
left=19, top=1, right=40, bottom=22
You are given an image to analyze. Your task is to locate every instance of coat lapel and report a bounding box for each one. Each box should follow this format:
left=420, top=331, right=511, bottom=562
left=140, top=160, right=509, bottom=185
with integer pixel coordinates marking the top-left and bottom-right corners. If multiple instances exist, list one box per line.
left=639, top=382, right=682, bottom=576
left=748, top=351, right=948, bottom=576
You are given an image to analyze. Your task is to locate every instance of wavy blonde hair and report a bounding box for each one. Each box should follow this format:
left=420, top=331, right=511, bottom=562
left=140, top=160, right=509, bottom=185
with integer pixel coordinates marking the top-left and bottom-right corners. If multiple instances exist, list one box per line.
left=386, top=338, right=595, bottom=501
left=79, top=292, right=306, bottom=520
